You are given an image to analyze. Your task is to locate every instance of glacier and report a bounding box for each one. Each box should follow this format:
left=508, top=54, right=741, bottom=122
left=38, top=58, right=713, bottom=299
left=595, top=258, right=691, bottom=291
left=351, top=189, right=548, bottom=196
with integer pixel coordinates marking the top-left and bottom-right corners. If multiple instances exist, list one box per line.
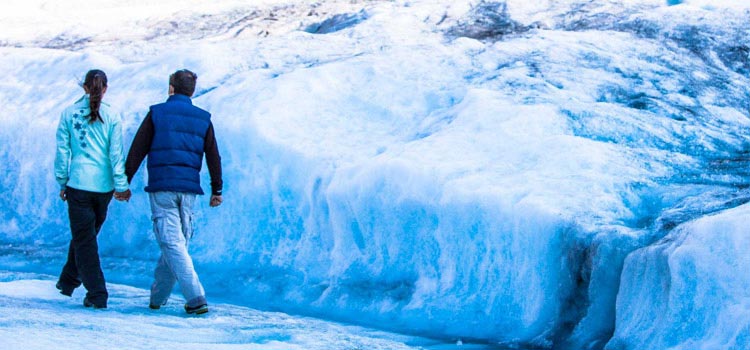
left=0, top=271, right=448, bottom=350
left=1, top=0, right=750, bottom=349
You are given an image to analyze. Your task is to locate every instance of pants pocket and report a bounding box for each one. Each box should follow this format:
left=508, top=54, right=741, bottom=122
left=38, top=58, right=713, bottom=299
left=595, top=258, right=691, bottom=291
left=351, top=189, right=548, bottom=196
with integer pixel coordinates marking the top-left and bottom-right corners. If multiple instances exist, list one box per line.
left=152, top=212, right=185, bottom=245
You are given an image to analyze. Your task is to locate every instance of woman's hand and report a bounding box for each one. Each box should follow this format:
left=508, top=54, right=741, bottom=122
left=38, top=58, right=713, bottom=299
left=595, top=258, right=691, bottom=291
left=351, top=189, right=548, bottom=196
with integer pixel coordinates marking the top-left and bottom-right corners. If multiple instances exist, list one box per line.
left=210, top=195, right=223, bottom=207
left=59, top=190, right=66, bottom=201
left=114, top=189, right=132, bottom=202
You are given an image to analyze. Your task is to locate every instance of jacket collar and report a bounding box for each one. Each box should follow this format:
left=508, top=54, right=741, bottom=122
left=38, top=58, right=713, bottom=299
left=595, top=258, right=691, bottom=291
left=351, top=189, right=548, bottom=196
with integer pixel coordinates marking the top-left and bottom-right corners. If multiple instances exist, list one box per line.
left=74, top=94, right=110, bottom=107
left=167, top=94, right=193, bottom=105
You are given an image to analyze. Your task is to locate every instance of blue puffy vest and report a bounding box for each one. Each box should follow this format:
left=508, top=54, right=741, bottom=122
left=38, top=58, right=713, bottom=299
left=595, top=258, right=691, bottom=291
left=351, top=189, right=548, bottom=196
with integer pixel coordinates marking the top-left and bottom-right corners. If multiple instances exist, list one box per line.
left=145, top=94, right=210, bottom=195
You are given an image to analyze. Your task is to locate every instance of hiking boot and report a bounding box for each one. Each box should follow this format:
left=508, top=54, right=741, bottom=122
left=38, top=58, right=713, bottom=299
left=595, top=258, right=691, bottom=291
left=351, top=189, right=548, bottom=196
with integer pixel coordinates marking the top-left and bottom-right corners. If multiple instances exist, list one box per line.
left=55, top=282, right=73, bottom=297
left=184, top=303, right=208, bottom=315
left=149, top=299, right=168, bottom=310
left=83, top=297, right=106, bottom=309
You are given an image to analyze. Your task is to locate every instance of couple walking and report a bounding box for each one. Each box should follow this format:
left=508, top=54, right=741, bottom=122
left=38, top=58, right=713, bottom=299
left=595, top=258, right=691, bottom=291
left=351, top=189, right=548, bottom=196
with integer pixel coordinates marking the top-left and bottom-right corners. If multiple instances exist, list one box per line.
left=54, top=69, right=223, bottom=315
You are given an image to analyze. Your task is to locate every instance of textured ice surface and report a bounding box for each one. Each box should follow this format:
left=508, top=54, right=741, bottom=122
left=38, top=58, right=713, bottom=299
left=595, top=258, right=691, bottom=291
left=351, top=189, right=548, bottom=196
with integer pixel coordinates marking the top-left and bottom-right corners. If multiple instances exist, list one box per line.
left=610, top=204, right=750, bottom=350
left=1, top=1, right=749, bottom=349
left=0, top=271, right=461, bottom=350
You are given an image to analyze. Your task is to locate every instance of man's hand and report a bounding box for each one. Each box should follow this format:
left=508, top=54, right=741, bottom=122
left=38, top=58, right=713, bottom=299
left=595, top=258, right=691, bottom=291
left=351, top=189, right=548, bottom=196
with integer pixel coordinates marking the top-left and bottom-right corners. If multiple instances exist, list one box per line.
left=210, top=195, right=223, bottom=207
left=59, top=190, right=66, bottom=201
left=114, top=189, right=132, bottom=202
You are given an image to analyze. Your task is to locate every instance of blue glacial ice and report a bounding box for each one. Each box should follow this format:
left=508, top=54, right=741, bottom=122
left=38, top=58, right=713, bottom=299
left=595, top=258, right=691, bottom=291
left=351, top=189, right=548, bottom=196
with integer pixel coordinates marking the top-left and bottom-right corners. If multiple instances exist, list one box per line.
left=1, top=0, right=749, bottom=349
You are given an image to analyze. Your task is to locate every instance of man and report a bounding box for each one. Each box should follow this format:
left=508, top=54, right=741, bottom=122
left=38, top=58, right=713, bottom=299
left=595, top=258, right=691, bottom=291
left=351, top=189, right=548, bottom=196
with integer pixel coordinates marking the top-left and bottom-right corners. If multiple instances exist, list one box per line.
left=124, top=69, right=223, bottom=315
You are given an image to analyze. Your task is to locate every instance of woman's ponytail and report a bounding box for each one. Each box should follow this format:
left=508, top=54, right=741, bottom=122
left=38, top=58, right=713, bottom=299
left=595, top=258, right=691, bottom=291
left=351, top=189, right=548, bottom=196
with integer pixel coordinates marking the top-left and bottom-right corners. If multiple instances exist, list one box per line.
left=83, top=69, right=108, bottom=123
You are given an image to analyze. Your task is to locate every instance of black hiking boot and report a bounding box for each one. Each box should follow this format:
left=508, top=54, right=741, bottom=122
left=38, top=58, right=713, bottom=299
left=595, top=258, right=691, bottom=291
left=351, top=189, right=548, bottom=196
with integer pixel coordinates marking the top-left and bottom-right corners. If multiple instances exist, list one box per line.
left=83, top=297, right=106, bottom=309
left=149, top=300, right=168, bottom=310
left=184, top=303, right=208, bottom=315
left=55, top=282, right=73, bottom=297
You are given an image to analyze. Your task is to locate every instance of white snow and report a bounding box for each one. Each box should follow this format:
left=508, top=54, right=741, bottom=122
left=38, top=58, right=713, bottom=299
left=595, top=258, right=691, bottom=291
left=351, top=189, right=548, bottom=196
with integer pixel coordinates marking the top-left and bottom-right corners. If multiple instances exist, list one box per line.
left=0, top=271, right=451, bottom=350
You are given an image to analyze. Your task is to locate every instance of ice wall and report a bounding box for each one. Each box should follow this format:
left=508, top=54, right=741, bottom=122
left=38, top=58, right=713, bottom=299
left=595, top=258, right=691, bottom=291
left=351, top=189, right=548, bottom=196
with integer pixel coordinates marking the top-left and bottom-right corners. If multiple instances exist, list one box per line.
left=609, top=203, right=750, bottom=350
left=1, top=0, right=750, bottom=349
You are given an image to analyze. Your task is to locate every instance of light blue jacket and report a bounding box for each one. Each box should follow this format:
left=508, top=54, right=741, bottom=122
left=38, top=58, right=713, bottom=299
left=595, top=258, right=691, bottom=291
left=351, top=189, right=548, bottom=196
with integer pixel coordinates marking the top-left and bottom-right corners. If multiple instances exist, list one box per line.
left=54, top=95, right=128, bottom=193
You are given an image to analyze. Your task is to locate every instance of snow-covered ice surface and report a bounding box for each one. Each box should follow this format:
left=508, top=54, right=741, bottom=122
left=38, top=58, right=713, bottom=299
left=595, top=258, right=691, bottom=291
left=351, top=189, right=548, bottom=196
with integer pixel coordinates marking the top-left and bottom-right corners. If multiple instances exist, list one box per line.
left=611, top=205, right=750, bottom=350
left=1, top=0, right=750, bottom=349
left=0, top=271, right=482, bottom=350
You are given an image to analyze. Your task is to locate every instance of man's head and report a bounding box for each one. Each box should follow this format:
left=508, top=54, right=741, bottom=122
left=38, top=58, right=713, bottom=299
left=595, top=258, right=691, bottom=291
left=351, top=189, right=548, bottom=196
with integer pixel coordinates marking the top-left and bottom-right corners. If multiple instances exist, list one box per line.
left=169, top=69, right=198, bottom=97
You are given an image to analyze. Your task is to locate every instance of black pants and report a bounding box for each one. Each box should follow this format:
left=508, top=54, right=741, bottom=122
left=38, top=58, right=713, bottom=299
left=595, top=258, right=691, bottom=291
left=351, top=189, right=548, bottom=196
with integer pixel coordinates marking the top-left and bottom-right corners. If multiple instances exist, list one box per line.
left=57, top=187, right=113, bottom=308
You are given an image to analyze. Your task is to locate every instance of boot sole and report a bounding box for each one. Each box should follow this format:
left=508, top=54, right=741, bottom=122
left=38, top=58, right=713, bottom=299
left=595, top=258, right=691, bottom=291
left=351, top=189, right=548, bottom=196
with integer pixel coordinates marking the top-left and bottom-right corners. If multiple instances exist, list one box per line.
left=185, top=305, right=209, bottom=315
left=83, top=297, right=106, bottom=309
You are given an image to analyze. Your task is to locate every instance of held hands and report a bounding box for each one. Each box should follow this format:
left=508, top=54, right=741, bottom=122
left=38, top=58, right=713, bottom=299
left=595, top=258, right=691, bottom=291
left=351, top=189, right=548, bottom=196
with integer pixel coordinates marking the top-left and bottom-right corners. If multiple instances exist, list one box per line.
left=114, top=189, right=132, bottom=202
left=62, top=188, right=214, bottom=205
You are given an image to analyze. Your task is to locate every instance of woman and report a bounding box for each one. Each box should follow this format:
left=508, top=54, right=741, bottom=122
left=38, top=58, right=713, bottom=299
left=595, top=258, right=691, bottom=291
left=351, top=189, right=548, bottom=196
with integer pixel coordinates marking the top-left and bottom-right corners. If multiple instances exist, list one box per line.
left=54, top=69, right=131, bottom=309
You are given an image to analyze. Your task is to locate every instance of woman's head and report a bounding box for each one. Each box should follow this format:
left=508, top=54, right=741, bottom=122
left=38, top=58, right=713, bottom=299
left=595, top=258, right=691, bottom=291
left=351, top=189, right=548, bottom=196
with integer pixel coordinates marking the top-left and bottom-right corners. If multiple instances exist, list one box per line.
left=83, top=69, right=107, bottom=123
